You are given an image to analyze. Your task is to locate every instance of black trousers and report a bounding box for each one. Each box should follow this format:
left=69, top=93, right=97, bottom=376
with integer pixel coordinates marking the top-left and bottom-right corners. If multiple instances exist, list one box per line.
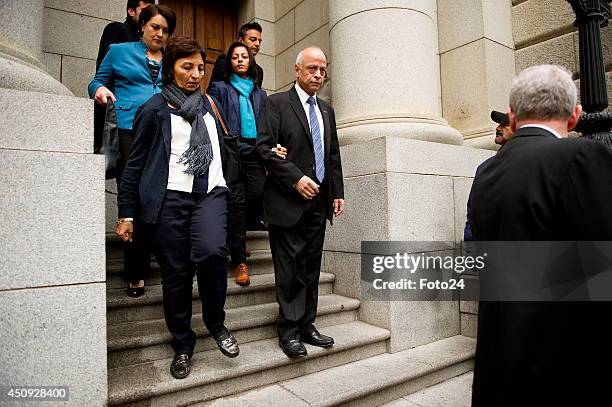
left=151, top=187, right=229, bottom=356
left=240, top=142, right=266, bottom=229
left=268, top=196, right=326, bottom=340
left=226, top=141, right=266, bottom=265
left=117, top=129, right=152, bottom=282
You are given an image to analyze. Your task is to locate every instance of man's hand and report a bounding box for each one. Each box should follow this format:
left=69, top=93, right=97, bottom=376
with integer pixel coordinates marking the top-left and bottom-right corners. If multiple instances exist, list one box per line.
left=294, top=175, right=319, bottom=199
left=94, top=86, right=116, bottom=105
left=115, top=221, right=133, bottom=242
left=333, top=199, right=345, bottom=217
left=272, top=143, right=287, bottom=159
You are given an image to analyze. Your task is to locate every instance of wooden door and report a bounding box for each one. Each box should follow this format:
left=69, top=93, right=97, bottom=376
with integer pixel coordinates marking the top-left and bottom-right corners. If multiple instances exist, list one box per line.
left=160, top=0, right=237, bottom=88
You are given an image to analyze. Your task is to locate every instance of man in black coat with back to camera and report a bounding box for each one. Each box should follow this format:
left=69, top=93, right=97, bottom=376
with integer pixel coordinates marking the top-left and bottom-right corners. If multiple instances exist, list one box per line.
left=257, top=47, right=345, bottom=358
left=470, top=64, right=612, bottom=407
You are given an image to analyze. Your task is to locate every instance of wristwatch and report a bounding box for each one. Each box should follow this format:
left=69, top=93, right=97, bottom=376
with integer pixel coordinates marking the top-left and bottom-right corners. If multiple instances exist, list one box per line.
left=116, top=218, right=134, bottom=224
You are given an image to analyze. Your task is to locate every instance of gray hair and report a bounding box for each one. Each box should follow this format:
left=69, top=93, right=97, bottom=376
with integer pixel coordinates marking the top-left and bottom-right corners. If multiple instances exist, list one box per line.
left=509, top=64, right=577, bottom=121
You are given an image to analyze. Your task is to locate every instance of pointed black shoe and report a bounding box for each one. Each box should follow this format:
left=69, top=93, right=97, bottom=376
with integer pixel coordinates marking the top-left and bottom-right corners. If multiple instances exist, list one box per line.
left=279, top=339, right=307, bottom=358
left=170, top=354, right=191, bottom=379
left=301, top=329, right=334, bottom=348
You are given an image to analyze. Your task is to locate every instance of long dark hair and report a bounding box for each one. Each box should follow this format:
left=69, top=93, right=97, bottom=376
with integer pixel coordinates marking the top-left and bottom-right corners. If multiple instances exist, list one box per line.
left=223, top=42, right=258, bottom=84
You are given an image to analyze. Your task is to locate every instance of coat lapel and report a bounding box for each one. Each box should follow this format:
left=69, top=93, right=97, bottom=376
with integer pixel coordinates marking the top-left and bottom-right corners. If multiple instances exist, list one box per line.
left=318, top=97, right=331, bottom=159
left=154, top=102, right=171, bottom=160
left=229, top=85, right=240, bottom=121
left=289, top=87, right=313, bottom=148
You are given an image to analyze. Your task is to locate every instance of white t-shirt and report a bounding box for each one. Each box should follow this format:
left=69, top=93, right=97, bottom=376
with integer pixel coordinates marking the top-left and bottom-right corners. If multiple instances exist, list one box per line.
left=167, top=111, right=226, bottom=193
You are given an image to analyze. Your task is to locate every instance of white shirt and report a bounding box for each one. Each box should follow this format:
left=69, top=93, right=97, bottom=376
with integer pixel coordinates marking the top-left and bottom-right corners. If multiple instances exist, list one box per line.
left=294, top=83, right=325, bottom=151
left=519, top=124, right=564, bottom=139
left=167, top=111, right=226, bottom=193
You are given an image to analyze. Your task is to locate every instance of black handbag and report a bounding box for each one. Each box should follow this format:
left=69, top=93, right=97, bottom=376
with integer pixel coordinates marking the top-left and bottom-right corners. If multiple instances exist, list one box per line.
left=100, top=97, right=120, bottom=179
left=205, top=94, right=242, bottom=185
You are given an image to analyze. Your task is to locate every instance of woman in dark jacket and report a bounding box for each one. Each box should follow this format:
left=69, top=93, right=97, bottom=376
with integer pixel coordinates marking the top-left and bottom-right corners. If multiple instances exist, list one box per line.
left=115, top=36, right=239, bottom=380
left=209, top=42, right=278, bottom=287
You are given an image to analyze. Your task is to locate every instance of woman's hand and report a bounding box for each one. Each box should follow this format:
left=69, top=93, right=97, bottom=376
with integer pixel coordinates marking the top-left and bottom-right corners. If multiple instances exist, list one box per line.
left=272, top=143, right=287, bottom=159
left=115, top=220, right=133, bottom=242
left=94, top=86, right=116, bottom=106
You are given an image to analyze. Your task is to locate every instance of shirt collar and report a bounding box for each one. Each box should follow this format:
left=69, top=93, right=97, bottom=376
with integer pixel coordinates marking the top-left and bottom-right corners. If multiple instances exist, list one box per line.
left=294, top=82, right=317, bottom=106
left=519, top=124, right=564, bottom=139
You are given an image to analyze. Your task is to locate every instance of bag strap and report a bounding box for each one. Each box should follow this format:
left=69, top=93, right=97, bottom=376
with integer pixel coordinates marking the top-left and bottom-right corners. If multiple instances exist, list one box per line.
left=204, top=94, right=229, bottom=135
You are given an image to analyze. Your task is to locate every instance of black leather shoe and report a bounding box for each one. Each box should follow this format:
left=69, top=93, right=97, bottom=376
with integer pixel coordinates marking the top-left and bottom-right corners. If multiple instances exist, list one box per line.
left=279, top=339, right=307, bottom=358
left=170, top=354, right=191, bottom=379
left=215, top=330, right=240, bottom=358
left=126, top=285, right=144, bottom=298
left=301, top=329, right=334, bottom=348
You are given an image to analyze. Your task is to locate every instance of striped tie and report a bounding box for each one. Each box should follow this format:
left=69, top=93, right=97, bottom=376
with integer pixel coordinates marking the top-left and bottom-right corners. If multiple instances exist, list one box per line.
left=307, top=96, right=325, bottom=183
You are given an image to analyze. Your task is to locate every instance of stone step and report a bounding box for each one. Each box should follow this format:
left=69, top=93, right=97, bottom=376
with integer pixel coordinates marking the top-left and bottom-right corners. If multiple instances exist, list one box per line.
left=107, top=272, right=336, bottom=325
left=379, top=371, right=473, bottom=407
left=199, top=336, right=475, bottom=407
left=107, top=294, right=358, bottom=369
left=107, top=321, right=390, bottom=406
left=106, top=231, right=271, bottom=259
left=106, top=249, right=275, bottom=289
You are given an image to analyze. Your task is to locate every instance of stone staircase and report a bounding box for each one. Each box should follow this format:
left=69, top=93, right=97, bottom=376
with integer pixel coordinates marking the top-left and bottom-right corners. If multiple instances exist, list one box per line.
left=105, top=232, right=475, bottom=406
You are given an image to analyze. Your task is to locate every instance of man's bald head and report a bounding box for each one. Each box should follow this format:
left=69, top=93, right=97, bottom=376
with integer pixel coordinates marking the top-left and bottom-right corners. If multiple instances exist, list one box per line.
left=295, top=47, right=327, bottom=96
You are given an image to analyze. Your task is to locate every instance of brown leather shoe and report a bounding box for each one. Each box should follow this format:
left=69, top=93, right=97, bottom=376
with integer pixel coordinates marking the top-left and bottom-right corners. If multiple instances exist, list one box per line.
left=235, top=263, right=250, bottom=286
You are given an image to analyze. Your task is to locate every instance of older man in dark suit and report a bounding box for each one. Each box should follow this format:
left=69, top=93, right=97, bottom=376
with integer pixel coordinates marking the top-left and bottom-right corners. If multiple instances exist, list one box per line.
left=257, top=47, right=345, bottom=358
left=471, top=65, right=612, bottom=406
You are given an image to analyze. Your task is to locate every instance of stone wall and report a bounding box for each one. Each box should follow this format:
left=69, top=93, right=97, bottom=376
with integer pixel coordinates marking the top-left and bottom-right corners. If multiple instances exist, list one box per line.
left=239, top=0, right=330, bottom=96
left=513, top=0, right=612, bottom=110
left=42, top=0, right=125, bottom=98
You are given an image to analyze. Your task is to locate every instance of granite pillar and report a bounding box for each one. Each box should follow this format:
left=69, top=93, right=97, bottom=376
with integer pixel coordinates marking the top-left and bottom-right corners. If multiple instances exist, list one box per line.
left=0, top=1, right=106, bottom=405
left=325, top=0, right=495, bottom=352
left=328, top=0, right=463, bottom=146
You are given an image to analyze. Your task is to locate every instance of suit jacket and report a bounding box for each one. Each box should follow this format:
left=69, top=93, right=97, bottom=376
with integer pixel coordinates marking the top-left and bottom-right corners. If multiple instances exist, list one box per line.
left=256, top=85, right=344, bottom=227
left=89, top=41, right=162, bottom=130
left=117, top=93, right=227, bottom=224
left=96, top=18, right=140, bottom=70
left=206, top=54, right=264, bottom=92
left=208, top=80, right=267, bottom=138
left=470, top=126, right=612, bottom=406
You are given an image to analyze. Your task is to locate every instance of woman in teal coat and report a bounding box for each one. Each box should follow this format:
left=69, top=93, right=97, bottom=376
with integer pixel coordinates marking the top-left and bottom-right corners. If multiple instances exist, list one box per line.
left=88, top=4, right=176, bottom=297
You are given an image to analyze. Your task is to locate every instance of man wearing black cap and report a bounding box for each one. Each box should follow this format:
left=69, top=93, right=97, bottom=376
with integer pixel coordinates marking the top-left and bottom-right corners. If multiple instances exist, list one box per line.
left=463, top=110, right=514, bottom=241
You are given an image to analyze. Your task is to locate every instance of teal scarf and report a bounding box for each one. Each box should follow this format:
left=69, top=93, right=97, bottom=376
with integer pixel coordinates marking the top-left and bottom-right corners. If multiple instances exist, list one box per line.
left=230, top=74, right=257, bottom=138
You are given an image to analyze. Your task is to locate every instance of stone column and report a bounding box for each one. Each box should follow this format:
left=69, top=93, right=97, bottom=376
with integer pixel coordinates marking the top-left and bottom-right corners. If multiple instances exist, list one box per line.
left=0, top=2, right=106, bottom=405
left=324, top=0, right=495, bottom=353
left=0, top=0, right=70, bottom=95
left=328, top=0, right=463, bottom=146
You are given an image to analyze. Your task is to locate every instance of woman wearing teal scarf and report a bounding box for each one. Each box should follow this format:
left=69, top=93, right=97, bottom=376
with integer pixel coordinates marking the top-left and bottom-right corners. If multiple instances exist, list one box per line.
left=210, top=42, right=283, bottom=287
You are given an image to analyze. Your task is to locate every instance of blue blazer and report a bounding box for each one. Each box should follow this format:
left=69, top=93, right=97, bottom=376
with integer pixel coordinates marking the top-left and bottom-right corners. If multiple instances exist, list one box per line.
left=208, top=80, right=267, bottom=138
left=88, top=41, right=162, bottom=130
left=117, top=93, right=227, bottom=224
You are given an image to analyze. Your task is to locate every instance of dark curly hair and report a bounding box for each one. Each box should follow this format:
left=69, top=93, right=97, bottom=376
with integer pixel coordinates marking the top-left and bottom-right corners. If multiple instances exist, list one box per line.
left=162, top=36, right=206, bottom=86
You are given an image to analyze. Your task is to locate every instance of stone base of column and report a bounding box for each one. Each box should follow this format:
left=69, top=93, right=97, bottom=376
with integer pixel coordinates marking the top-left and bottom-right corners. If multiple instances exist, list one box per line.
left=0, top=87, right=106, bottom=405
left=0, top=53, right=71, bottom=96
left=338, top=119, right=464, bottom=147
left=323, top=136, right=493, bottom=352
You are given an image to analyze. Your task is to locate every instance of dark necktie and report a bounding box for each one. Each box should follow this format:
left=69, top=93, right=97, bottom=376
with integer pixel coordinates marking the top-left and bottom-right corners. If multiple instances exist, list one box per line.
left=307, top=96, right=325, bottom=183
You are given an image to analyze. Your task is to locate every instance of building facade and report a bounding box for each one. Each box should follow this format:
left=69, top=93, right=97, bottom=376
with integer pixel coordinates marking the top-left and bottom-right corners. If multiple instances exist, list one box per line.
left=1, top=0, right=610, bottom=405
